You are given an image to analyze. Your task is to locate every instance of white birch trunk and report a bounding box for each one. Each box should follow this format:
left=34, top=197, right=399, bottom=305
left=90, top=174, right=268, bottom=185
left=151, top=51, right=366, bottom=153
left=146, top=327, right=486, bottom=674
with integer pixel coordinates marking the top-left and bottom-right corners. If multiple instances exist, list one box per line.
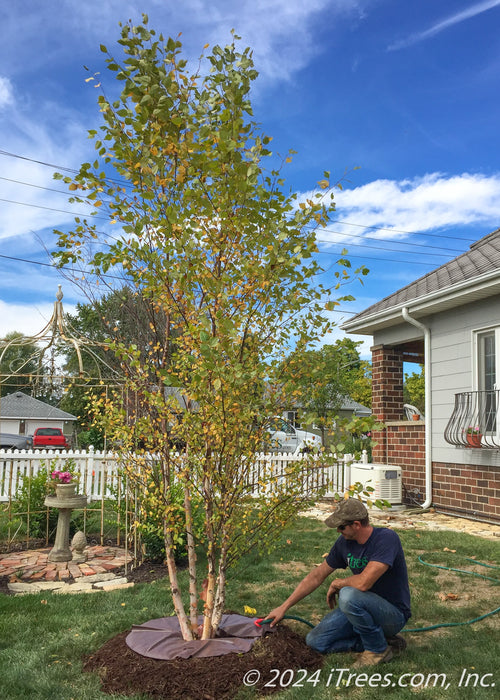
left=183, top=480, right=199, bottom=636
left=164, top=525, right=193, bottom=641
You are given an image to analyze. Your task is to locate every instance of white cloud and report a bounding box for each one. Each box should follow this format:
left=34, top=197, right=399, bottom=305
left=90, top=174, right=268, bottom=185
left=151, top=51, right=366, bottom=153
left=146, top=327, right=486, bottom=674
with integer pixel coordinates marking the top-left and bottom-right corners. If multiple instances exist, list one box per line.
left=0, top=93, right=93, bottom=241
left=389, top=0, right=500, bottom=51
left=0, top=76, right=14, bottom=109
left=193, top=0, right=348, bottom=82
left=1, top=0, right=360, bottom=85
left=308, top=172, right=500, bottom=246
left=0, top=1, right=366, bottom=244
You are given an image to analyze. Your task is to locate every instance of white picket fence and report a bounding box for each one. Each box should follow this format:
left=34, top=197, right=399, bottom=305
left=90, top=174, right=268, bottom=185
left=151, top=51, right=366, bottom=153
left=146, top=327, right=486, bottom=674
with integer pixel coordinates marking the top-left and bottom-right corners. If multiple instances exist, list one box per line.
left=0, top=447, right=352, bottom=503
left=0, top=446, right=121, bottom=503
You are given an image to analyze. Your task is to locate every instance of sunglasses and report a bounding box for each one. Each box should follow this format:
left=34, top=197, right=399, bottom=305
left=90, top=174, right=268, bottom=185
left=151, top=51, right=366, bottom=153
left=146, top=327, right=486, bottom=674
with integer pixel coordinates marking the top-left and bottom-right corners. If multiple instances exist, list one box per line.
left=338, top=521, right=354, bottom=531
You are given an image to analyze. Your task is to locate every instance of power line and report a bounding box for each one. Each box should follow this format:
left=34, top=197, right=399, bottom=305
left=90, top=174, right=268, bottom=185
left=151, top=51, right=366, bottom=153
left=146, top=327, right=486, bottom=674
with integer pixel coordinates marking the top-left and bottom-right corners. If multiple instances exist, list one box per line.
left=0, top=197, right=109, bottom=221
left=0, top=252, right=360, bottom=316
left=0, top=192, right=467, bottom=261
left=1, top=172, right=467, bottom=256
left=0, top=251, right=124, bottom=281
left=0, top=244, right=440, bottom=287
left=0, top=149, right=79, bottom=174
left=0, top=148, right=481, bottom=245
left=0, top=149, right=130, bottom=188
left=0, top=176, right=76, bottom=197
left=315, top=250, right=439, bottom=267
left=328, top=218, right=476, bottom=243
left=315, top=237, right=459, bottom=259
left=315, top=228, right=466, bottom=254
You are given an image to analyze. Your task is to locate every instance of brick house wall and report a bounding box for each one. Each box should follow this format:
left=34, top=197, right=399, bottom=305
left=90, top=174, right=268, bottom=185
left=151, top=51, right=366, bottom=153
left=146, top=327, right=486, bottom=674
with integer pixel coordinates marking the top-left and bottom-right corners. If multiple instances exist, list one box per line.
left=384, top=422, right=426, bottom=502
left=370, top=344, right=500, bottom=522
left=432, top=462, right=500, bottom=521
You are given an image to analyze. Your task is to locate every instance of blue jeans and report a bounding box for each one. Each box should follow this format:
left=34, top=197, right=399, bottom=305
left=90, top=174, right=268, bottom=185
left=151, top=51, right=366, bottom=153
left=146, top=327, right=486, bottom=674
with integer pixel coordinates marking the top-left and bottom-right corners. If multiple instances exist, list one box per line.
left=305, top=587, right=406, bottom=654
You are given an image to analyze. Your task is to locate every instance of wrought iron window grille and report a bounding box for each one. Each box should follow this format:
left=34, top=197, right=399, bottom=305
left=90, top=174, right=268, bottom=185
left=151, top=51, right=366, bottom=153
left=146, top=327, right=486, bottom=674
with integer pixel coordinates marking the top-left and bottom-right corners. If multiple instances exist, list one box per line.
left=444, top=390, right=500, bottom=449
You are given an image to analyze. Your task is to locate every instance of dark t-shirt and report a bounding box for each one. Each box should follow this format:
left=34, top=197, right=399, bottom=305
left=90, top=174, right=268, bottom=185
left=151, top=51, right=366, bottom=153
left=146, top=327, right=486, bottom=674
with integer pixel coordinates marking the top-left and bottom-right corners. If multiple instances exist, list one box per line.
left=325, top=527, right=411, bottom=621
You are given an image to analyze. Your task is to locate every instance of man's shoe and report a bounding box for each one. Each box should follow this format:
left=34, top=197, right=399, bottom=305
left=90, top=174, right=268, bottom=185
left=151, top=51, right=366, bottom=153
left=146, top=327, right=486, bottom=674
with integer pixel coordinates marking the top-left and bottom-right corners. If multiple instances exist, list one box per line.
left=386, top=634, right=407, bottom=652
left=352, top=646, right=393, bottom=668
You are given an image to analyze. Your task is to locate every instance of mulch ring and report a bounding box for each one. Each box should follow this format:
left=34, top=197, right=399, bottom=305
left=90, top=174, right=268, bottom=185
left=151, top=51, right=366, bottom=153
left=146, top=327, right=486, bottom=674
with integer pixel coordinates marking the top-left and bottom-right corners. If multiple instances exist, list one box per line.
left=83, top=623, right=323, bottom=700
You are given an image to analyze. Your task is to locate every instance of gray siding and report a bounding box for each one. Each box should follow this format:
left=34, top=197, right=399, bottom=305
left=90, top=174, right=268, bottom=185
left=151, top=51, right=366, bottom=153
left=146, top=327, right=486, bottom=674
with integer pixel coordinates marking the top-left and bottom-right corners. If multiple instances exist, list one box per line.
left=373, top=295, right=500, bottom=468
left=430, top=295, right=500, bottom=467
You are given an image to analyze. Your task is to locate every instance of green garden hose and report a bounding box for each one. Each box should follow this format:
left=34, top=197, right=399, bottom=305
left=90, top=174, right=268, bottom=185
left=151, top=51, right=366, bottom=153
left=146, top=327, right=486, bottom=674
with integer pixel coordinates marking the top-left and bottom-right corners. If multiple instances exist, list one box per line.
left=259, top=555, right=500, bottom=634
left=402, top=554, right=500, bottom=633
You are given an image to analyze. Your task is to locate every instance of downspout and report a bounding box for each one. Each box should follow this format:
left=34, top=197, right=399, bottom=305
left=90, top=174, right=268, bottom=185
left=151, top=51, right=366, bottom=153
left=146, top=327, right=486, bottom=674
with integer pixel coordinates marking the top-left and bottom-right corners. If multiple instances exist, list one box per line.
left=401, top=307, right=432, bottom=509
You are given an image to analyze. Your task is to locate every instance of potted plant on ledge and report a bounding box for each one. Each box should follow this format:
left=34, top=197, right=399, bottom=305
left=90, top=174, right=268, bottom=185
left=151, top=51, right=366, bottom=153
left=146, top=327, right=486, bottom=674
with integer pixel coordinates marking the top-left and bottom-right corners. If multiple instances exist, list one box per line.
left=466, top=426, right=482, bottom=448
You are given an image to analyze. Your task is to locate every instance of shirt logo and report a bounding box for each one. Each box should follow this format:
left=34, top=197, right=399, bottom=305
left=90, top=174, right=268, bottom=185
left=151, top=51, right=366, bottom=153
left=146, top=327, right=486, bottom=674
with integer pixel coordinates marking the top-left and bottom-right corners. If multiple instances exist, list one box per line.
left=347, top=553, right=369, bottom=570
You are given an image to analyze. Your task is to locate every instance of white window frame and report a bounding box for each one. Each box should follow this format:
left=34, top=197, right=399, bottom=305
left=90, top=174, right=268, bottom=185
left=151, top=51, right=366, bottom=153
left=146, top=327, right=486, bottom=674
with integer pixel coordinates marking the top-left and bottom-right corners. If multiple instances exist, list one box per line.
left=472, top=326, right=500, bottom=439
left=472, top=327, right=500, bottom=392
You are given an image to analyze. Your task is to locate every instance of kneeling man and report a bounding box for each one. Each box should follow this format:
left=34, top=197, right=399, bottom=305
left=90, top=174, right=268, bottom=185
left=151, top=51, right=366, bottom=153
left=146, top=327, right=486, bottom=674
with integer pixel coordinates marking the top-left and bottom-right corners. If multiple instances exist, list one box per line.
left=266, top=498, right=411, bottom=668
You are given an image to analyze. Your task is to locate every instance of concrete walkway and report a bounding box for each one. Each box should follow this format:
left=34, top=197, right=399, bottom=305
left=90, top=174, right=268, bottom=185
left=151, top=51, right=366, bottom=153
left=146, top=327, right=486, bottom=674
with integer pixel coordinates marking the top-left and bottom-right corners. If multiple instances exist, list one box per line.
left=302, top=503, right=500, bottom=540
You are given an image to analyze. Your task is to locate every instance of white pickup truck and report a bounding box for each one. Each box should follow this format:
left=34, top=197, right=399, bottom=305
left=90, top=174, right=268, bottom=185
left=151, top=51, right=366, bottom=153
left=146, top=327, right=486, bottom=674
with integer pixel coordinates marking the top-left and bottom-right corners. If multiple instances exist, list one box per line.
left=265, top=417, right=322, bottom=454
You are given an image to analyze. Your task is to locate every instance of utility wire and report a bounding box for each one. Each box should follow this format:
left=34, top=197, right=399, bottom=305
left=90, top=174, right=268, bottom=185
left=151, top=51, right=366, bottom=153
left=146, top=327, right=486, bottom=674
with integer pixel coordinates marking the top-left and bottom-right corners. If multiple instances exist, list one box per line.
left=0, top=149, right=128, bottom=188
left=1, top=173, right=468, bottom=257
left=0, top=194, right=466, bottom=262
left=0, top=252, right=359, bottom=316
left=328, top=218, right=476, bottom=243
left=0, top=197, right=109, bottom=221
left=0, top=193, right=466, bottom=262
left=0, top=252, right=126, bottom=281
left=0, top=175, right=78, bottom=197
left=315, top=238, right=460, bottom=259
left=0, top=148, right=480, bottom=245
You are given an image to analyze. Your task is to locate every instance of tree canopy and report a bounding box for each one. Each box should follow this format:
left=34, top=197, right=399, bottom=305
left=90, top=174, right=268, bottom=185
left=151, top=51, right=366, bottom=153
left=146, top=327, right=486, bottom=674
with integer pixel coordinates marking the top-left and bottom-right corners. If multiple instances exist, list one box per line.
left=53, top=18, right=367, bottom=641
left=280, top=338, right=371, bottom=443
left=404, top=364, right=425, bottom=415
left=0, top=332, right=47, bottom=399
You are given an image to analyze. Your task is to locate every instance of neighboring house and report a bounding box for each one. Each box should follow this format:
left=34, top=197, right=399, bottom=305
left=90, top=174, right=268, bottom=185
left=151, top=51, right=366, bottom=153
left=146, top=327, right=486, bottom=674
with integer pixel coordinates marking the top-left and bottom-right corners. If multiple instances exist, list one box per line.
left=284, top=396, right=371, bottom=428
left=283, top=396, right=371, bottom=448
left=342, top=227, right=500, bottom=523
left=0, top=391, right=77, bottom=443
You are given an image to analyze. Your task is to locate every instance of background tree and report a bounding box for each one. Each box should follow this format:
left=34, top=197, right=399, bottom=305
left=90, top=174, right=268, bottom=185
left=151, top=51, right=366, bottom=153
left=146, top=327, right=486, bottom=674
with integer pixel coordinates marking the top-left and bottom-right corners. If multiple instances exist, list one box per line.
left=404, top=364, right=425, bottom=415
left=54, top=19, right=367, bottom=641
left=0, top=332, right=41, bottom=398
left=60, top=287, right=178, bottom=447
left=280, top=338, right=371, bottom=444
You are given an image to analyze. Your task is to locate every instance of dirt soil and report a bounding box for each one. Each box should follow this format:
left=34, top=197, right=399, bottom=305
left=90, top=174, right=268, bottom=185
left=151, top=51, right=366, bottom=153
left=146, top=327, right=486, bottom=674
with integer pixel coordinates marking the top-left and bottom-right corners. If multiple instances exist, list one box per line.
left=83, top=623, right=323, bottom=700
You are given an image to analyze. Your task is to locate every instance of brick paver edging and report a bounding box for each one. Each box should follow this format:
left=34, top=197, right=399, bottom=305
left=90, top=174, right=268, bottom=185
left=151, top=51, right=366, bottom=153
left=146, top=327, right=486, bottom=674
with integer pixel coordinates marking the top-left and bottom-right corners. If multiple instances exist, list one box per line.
left=0, top=545, right=132, bottom=583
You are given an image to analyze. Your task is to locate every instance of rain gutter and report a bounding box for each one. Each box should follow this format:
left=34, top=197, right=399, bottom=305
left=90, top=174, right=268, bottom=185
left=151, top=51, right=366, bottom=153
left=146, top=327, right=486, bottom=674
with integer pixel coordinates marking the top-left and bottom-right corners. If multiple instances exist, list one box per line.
left=402, top=307, right=432, bottom=509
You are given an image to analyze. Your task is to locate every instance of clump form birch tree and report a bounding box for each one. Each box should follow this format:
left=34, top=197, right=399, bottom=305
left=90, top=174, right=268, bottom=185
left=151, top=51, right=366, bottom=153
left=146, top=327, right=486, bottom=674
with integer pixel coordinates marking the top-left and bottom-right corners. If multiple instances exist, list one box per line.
left=54, top=17, right=367, bottom=641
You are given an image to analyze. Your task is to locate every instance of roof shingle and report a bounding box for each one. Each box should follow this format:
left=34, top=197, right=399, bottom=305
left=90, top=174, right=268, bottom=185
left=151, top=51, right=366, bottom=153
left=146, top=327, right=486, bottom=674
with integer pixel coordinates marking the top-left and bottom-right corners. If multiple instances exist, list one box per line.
left=0, top=392, right=76, bottom=420
left=346, top=227, right=500, bottom=323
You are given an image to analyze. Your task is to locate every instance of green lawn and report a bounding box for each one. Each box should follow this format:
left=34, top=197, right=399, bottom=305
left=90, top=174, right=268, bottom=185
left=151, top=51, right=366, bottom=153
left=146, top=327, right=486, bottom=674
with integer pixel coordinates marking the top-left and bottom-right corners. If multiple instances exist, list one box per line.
left=0, top=517, right=498, bottom=699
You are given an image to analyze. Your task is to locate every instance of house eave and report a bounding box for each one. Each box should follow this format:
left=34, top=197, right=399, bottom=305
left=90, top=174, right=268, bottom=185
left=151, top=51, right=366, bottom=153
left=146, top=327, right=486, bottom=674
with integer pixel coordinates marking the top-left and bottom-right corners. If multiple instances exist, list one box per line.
left=342, top=270, right=500, bottom=335
left=1, top=414, right=77, bottom=421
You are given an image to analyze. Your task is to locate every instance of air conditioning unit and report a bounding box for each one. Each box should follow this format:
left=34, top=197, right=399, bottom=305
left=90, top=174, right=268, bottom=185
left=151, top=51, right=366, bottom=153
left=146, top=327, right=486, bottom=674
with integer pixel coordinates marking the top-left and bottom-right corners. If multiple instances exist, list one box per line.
left=348, top=463, right=402, bottom=505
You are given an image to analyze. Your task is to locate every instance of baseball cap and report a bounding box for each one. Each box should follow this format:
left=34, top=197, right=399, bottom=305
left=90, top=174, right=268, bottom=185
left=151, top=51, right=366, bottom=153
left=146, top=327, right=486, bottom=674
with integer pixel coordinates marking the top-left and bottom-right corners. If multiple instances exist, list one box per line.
left=324, top=498, right=368, bottom=529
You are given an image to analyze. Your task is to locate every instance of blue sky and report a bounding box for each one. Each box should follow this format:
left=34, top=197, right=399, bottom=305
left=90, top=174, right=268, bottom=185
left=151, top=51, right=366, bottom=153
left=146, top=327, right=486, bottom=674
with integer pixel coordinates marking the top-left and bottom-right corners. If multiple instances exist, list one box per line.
left=1, top=0, right=499, bottom=357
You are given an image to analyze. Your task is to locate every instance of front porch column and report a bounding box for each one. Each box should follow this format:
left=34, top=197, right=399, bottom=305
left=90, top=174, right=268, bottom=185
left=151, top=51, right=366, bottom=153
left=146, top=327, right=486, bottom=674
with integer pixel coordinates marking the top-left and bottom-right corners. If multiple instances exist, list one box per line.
left=371, top=344, right=404, bottom=462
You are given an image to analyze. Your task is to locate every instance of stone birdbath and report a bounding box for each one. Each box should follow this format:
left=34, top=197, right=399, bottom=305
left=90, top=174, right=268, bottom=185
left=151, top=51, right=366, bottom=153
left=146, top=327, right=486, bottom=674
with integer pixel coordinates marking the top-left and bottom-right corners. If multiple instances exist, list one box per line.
left=44, top=484, right=88, bottom=562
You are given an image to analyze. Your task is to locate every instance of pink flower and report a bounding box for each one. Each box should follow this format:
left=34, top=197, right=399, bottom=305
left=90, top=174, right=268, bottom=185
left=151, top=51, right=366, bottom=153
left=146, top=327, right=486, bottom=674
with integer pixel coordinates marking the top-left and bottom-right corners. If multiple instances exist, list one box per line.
left=51, top=470, right=74, bottom=483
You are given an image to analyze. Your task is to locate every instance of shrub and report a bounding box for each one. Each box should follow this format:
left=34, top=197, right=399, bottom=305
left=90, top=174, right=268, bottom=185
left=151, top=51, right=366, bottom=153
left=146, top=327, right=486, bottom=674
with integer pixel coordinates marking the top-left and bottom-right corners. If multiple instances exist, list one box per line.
left=11, top=469, right=58, bottom=539
left=110, top=468, right=205, bottom=563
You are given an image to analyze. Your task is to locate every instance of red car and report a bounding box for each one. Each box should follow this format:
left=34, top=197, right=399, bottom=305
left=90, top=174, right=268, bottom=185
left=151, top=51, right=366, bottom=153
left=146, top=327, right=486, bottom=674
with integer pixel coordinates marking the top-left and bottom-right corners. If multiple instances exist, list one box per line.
left=32, top=428, right=70, bottom=450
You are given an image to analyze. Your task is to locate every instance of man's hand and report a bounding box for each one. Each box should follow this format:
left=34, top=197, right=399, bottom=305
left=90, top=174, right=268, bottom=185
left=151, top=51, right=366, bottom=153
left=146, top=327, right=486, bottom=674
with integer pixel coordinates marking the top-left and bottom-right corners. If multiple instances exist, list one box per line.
left=265, top=604, right=288, bottom=628
left=326, top=580, right=341, bottom=609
